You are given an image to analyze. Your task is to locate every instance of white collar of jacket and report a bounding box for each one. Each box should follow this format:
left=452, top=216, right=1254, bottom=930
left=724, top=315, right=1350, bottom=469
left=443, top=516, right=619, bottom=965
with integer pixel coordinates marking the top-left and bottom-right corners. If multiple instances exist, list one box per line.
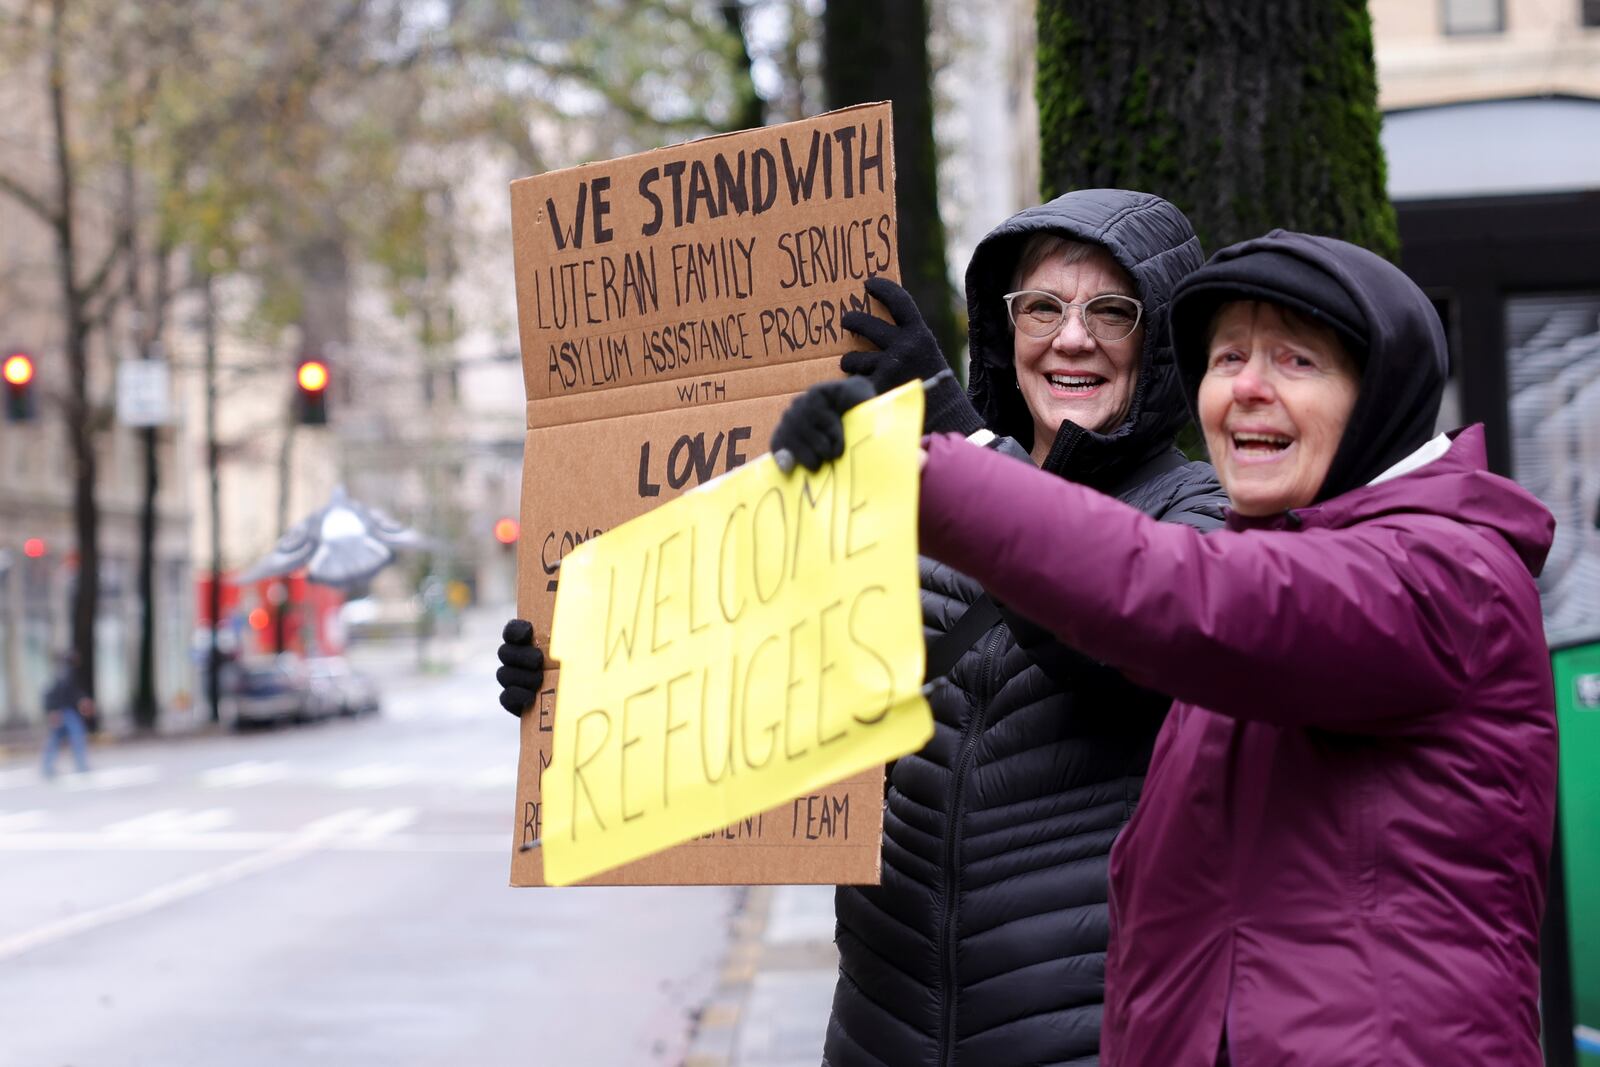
left=1368, top=432, right=1452, bottom=487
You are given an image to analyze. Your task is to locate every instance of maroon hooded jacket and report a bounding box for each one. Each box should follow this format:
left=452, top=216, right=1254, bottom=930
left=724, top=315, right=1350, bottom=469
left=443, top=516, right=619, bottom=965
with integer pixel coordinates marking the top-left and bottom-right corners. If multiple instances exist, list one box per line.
left=912, top=230, right=1559, bottom=1065
left=916, top=422, right=1556, bottom=1065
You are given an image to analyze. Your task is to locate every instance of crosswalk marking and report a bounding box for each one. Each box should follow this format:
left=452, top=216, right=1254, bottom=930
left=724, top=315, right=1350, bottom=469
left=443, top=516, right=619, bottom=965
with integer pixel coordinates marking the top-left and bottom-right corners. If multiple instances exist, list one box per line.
left=199, top=761, right=291, bottom=788
left=466, top=764, right=517, bottom=789
left=350, top=806, right=418, bottom=840
left=333, top=763, right=420, bottom=789
left=62, top=766, right=162, bottom=792
left=3, top=759, right=515, bottom=795
left=0, top=805, right=499, bottom=854
left=0, top=768, right=38, bottom=790
left=300, top=807, right=380, bottom=835
left=0, top=806, right=420, bottom=963
left=0, top=809, right=46, bottom=832
left=105, top=808, right=235, bottom=837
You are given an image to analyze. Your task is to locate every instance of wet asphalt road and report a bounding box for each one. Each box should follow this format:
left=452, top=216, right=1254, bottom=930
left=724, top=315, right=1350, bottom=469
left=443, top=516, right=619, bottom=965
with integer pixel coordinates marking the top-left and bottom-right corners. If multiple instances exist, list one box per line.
left=0, top=620, right=737, bottom=1067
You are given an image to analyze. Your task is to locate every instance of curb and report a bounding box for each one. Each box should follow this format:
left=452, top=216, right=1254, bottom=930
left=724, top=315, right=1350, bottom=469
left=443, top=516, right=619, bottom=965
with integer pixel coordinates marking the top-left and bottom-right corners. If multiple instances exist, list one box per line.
left=685, top=886, right=774, bottom=1067
left=685, top=886, right=840, bottom=1067
left=0, top=721, right=227, bottom=767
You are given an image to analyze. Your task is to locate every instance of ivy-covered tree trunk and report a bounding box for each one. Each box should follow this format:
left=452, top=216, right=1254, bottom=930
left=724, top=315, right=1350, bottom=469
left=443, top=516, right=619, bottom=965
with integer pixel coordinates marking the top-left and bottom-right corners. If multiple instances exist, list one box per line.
left=822, top=0, right=961, bottom=368
left=1036, top=0, right=1398, bottom=260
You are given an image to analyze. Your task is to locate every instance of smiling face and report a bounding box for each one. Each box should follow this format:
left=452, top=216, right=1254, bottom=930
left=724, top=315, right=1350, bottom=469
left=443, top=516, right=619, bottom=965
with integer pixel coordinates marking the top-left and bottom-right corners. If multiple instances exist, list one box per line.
left=1012, top=248, right=1144, bottom=462
left=1198, top=301, right=1362, bottom=517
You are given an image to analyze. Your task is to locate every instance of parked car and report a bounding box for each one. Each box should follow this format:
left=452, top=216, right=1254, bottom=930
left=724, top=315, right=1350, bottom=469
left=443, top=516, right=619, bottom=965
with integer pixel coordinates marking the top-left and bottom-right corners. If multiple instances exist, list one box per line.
left=305, top=656, right=381, bottom=717
left=303, top=658, right=348, bottom=720
left=232, top=655, right=310, bottom=727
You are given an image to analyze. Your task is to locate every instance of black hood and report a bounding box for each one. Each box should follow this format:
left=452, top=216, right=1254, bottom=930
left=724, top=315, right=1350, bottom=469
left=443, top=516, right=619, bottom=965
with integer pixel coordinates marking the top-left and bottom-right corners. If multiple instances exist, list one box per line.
left=1169, top=230, right=1447, bottom=504
left=965, top=189, right=1204, bottom=481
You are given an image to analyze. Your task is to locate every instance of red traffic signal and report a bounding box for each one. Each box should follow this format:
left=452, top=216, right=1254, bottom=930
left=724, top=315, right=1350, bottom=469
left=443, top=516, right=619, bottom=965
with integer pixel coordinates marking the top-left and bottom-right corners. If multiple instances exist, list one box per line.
left=295, top=359, right=328, bottom=425
left=22, top=537, right=45, bottom=559
left=493, top=518, right=520, bottom=546
left=4, top=352, right=36, bottom=422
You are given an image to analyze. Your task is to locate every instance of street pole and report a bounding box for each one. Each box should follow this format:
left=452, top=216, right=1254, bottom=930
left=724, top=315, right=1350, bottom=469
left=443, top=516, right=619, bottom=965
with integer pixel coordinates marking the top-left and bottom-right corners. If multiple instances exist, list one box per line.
left=204, top=269, right=223, bottom=723
left=275, top=416, right=295, bottom=655
left=125, top=235, right=161, bottom=732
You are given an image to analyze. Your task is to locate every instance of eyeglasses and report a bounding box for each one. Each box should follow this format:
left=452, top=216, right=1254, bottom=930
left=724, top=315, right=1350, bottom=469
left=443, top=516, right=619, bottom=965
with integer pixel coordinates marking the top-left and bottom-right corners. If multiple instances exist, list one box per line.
left=1002, top=290, right=1144, bottom=342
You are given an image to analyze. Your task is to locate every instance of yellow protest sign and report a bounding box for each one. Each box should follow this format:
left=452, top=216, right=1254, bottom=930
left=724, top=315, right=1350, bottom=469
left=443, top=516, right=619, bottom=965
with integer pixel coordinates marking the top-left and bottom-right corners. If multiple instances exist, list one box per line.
left=541, top=381, right=933, bottom=886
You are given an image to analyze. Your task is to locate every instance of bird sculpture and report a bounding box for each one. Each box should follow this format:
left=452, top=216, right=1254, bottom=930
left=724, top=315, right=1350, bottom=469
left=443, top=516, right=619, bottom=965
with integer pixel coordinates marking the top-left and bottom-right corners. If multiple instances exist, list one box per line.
left=237, top=486, right=428, bottom=588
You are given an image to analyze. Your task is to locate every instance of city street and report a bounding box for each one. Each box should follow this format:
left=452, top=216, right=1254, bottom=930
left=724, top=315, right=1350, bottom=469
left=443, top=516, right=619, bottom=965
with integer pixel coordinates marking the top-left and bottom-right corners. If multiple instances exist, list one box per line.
left=0, top=616, right=738, bottom=1067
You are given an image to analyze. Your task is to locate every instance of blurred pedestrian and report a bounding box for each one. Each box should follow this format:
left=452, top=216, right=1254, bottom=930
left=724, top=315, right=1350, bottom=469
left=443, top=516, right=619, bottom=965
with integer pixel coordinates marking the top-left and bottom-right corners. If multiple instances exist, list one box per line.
left=41, top=651, right=93, bottom=778
left=878, top=231, right=1554, bottom=1065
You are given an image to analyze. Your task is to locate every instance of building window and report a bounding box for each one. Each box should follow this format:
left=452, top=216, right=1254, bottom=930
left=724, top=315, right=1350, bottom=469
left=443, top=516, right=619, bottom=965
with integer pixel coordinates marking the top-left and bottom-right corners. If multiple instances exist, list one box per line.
left=1442, top=0, right=1504, bottom=34
left=1584, top=0, right=1600, bottom=27
left=1505, top=291, right=1600, bottom=642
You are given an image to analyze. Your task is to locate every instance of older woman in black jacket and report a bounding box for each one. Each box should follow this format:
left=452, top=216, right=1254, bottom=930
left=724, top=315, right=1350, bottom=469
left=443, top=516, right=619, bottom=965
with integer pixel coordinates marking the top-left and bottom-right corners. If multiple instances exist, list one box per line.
left=498, top=189, right=1224, bottom=1065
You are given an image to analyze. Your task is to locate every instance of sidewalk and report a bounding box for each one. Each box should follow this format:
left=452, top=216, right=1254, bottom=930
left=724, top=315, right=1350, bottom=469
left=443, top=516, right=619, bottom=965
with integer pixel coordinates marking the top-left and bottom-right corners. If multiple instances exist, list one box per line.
left=687, top=884, right=839, bottom=1067
left=0, top=700, right=221, bottom=765
left=0, top=605, right=505, bottom=765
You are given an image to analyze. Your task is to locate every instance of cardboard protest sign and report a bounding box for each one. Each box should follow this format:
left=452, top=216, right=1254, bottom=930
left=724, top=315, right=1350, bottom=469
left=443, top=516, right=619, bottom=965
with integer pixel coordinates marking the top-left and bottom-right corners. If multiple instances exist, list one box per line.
left=513, top=670, right=889, bottom=886
left=510, top=102, right=899, bottom=647
left=507, top=103, right=903, bottom=885
left=539, top=384, right=933, bottom=886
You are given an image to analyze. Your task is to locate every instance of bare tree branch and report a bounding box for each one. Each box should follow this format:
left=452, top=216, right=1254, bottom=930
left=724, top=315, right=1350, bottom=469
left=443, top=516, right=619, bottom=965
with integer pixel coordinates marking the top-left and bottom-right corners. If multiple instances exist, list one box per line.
left=0, top=170, right=59, bottom=226
left=78, top=234, right=126, bottom=308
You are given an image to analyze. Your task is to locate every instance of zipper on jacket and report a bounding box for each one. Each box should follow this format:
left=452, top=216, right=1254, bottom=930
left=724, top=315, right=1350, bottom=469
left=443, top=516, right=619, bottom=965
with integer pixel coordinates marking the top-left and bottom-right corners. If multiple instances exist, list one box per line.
left=936, top=622, right=1006, bottom=1067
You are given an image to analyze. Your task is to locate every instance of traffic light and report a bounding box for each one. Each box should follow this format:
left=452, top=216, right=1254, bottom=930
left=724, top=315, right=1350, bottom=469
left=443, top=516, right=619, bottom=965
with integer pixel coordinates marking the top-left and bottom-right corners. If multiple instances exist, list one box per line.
left=295, top=359, right=328, bottom=425
left=4, top=352, right=36, bottom=422
left=493, top=518, right=520, bottom=548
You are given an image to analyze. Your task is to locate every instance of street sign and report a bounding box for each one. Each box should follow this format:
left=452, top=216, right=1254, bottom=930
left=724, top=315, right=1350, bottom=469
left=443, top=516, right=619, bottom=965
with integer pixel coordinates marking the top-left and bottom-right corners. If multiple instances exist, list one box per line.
left=116, top=359, right=171, bottom=427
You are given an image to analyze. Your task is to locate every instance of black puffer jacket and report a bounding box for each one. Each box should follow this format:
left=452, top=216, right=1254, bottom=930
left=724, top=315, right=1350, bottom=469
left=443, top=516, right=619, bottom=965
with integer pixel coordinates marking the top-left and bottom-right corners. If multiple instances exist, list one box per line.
left=824, top=191, right=1226, bottom=1067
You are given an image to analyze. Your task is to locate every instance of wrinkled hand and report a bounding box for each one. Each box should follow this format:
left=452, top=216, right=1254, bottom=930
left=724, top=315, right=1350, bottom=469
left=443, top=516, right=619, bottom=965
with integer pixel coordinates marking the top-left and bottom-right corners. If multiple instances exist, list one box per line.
left=841, top=276, right=949, bottom=391
left=769, top=377, right=877, bottom=472
left=496, top=618, right=545, bottom=717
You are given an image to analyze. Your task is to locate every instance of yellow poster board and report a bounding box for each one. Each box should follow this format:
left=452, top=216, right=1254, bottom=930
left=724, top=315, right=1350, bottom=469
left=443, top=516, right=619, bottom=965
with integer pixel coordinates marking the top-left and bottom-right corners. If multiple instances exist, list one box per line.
left=542, top=382, right=933, bottom=886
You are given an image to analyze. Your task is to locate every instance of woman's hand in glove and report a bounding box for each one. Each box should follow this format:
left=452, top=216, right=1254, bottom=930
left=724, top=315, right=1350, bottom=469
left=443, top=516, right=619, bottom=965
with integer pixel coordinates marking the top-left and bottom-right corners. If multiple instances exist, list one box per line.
left=841, top=277, right=949, bottom=390
left=496, top=618, right=545, bottom=717
left=769, top=377, right=877, bottom=472
left=843, top=276, right=983, bottom=436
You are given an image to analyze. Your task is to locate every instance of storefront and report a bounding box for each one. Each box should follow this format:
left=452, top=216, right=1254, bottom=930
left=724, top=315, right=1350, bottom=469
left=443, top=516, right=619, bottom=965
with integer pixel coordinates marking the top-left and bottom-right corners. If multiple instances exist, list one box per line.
left=1387, top=95, right=1600, bottom=1067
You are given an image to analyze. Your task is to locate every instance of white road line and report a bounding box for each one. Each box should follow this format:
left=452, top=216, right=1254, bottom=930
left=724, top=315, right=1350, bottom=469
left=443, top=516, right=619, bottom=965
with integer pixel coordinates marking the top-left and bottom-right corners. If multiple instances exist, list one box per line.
left=0, top=768, right=39, bottom=790
left=351, top=806, right=417, bottom=840
left=0, top=805, right=502, bottom=854
left=0, top=832, right=504, bottom=853
left=0, top=808, right=366, bottom=963
left=0, top=810, right=46, bottom=832
left=104, top=808, right=235, bottom=837
left=465, top=765, right=517, bottom=790
left=62, top=765, right=161, bottom=792
left=333, top=763, right=418, bottom=789
left=198, top=760, right=291, bottom=788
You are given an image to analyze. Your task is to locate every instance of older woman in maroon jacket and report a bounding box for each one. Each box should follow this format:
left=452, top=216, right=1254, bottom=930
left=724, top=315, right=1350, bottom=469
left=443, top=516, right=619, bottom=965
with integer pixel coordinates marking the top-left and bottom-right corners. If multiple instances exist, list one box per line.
left=914, top=231, right=1557, bottom=1065
left=776, top=229, right=1557, bottom=1064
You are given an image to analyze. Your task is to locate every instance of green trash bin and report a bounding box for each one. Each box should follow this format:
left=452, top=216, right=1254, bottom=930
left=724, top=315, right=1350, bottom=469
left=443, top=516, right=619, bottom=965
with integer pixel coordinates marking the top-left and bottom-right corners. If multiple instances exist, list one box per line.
left=1552, top=634, right=1600, bottom=1065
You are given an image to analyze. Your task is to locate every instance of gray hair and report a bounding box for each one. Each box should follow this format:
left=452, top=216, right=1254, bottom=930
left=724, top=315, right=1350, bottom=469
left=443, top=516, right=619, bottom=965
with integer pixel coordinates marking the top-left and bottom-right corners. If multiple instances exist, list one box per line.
left=1008, top=234, right=1104, bottom=295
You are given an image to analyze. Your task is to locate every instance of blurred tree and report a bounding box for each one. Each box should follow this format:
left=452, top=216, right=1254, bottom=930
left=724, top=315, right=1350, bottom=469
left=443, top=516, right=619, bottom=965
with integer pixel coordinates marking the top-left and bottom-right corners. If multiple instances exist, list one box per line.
left=0, top=0, right=169, bottom=707
left=0, top=0, right=759, bottom=726
left=1035, top=0, right=1398, bottom=259
left=722, top=2, right=765, bottom=129
left=822, top=0, right=961, bottom=369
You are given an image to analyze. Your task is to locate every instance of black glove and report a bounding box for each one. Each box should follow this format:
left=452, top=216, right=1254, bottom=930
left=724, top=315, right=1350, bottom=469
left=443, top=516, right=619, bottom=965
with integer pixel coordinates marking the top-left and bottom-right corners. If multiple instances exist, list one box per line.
left=769, top=377, right=877, bottom=472
left=496, top=618, right=545, bottom=717
left=843, top=276, right=983, bottom=436
left=841, top=277, right=948, bottom=389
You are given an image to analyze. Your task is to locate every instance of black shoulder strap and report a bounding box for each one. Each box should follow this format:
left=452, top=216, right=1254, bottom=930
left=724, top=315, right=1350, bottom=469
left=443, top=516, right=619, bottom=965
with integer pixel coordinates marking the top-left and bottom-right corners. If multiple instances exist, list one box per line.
left=925, top=594, right=1003, bottom=680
